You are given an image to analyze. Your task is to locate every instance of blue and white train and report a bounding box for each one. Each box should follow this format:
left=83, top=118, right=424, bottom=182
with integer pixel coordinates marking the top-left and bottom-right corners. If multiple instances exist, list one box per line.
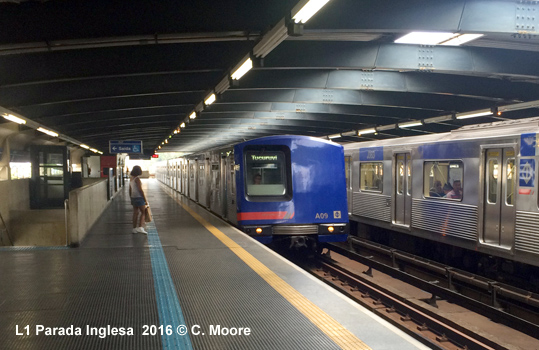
left=157, top=135, right=349, bottom=248
left=344, top=117, right=539, bottom=275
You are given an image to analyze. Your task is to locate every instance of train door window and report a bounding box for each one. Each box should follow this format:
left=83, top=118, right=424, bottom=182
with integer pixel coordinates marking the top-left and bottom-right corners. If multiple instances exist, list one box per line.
left=344, top=156, right=351, bottom=191
left=487, top=159, right=498, bottom=204
left=359, top=162, right=383, bottom=192
left=506, top=158, right=515, bottom=206
left=244, top=146, right=291, bottom=200
left=423, top=161, right=463, bottom=200
left=397, top=159, right=404, bottom=194
left=406, top=155, right=411, bottom=196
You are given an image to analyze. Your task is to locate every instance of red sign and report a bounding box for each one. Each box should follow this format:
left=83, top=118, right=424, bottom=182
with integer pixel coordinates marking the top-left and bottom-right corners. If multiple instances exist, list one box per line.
left=152, top=154, right=159, bottom=158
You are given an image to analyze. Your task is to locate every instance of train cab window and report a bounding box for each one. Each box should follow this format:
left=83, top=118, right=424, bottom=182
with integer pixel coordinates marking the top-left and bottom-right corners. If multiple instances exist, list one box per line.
left=360, top=162, right=383, bottom=192
left=424, top=161, right=463, bottom=200
left=244, top=147, right=292, bottom=201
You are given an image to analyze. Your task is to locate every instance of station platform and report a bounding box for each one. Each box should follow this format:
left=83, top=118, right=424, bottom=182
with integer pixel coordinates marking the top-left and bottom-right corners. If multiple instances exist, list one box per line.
left=0, top=179, right=430, bottom=350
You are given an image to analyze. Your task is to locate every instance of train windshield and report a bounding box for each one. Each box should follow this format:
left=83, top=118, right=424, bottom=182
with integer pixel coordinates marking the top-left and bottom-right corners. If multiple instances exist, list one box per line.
left=244, top=150, right=287, bottom=197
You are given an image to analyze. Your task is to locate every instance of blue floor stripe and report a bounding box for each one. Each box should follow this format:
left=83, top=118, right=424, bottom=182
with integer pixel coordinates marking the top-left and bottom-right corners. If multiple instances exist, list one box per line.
left=146, top=221, right=193, bottom=350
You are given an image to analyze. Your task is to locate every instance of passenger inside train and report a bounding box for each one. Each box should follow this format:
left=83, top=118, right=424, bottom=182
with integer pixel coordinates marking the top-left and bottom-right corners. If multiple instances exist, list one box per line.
left=429, top=180, right=444, bottom=197
left=446, top=180, right=463, bottom=199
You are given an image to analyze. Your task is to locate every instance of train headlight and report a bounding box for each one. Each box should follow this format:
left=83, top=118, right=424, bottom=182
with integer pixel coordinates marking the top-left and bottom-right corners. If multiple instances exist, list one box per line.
left=328, top=226, right=334, bottom=233
left=256, top=228, right=263, bottom=234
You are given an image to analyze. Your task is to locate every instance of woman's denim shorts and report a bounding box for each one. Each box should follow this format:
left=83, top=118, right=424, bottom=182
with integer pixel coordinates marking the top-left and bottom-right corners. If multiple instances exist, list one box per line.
left=131, top=197, right=146, bottom=207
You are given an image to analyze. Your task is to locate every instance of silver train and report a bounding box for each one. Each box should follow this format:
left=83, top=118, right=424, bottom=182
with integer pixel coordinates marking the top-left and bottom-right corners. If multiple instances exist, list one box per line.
left=156, top=149, right=236, bottom=223
left=343, top=117, right=539, bottom=272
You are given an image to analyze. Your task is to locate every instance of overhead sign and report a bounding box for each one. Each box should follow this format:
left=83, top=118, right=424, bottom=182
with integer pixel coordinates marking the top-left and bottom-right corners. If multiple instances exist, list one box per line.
left=109, top=140, right=143, bottom=154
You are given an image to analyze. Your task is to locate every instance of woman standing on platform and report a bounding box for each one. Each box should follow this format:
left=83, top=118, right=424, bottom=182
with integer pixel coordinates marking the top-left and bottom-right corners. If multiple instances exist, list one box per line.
left=129, top=165, right=148, bottom=234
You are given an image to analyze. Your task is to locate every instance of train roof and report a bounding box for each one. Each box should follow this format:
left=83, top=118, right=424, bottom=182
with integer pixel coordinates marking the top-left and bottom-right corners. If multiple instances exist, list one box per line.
left=343, top=117, right=539, bottom=150
left=237, top=135, right=341, bottom=148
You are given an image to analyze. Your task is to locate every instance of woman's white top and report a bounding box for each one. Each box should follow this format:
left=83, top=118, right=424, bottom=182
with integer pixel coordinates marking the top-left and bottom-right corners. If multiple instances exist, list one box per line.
left=130, top=176, right=143, bottom=198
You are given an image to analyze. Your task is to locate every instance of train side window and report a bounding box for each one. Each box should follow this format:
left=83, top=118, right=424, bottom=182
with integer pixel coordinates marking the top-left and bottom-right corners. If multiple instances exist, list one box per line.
left=360, top=162, right=383, bottom=192
left=506, top=158, right=515, bottom=206
left=423, top=161, right=463, bottom=200
left=487, top=159, right=498, bottom=204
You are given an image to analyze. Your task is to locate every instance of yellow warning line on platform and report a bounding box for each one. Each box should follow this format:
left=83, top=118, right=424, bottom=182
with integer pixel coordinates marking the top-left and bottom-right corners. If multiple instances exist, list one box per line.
left=164, top=188, right=370, bottom=350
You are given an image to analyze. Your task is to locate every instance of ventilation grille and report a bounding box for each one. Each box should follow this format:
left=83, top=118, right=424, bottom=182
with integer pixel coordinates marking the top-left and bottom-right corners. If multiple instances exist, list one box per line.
left=515, top=211, right=539, bottom=254
left=272, top=225, right=318, bottom=235
left=352, top=192, right=391, bottom=222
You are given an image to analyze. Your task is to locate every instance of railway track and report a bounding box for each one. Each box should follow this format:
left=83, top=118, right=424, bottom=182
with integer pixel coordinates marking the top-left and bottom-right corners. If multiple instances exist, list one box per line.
left=287, top=238, right=539, bottom=350
left=312, top=257, right=498, bottom=350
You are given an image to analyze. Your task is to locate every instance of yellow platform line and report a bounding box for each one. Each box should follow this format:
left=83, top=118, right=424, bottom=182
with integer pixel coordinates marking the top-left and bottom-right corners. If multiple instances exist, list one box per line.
left=165, top=189, right=370, bottom=350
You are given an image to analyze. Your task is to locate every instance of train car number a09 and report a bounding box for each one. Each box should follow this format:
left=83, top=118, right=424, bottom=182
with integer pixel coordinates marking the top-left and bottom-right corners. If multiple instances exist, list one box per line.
left=316, top=212, right=329, bottom=219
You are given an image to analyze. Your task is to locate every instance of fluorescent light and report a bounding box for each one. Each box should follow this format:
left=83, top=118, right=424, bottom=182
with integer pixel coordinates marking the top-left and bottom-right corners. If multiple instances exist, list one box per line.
left=97, top=151, right=103, bottom=155
left=3, top=114, right=26, bottom=124
left=173, top=129, right=178, bottom=134
left=498, top=100, right=539, bottom=112
left=395, top=32, right=456, bottom=45
left=423, top=114, right=454, bottom=124
left=456, top=109, right=492, bottom=119
left=180, top=122, right=186, bottom=128
left=440, top=33, right=483, bottom=46
left=37, top=127, right=59, bottom=137
left=328, top=133, right=341, bottom=139
left=165, top=139, right=168, bottom=144
left=293, top=0, right=331, bottom=24
left=80, top=144, right=90, bottom=149
left=204, top=94, right=216, bottom=106
left=189, top=112, right=197, bottom=119
left=357, top=128, right=376, bottom=136
left=398, top=120, right=423, bottom=128
left=89, top=148, right=99, bottom=153
left=231, top=58, right=253, bottom=80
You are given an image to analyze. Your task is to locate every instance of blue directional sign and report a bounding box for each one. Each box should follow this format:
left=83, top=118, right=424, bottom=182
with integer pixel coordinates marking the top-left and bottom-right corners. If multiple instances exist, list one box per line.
left=109, top=140, right=143, bottom=154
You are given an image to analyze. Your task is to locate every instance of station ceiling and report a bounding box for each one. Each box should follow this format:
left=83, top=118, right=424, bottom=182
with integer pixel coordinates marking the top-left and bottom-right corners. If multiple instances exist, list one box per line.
left=1, top=0, right=539, bottom=155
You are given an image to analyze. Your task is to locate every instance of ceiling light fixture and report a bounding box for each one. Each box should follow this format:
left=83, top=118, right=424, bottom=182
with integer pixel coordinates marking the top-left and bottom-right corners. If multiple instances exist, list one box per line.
left=398, top=120, right=423, bottom=128
left=189, top=112, right=197, bottom=119
left=395, top=31, right=483, bottom=46
left=231, top=58, right=253, bottom=80
left=180, top=122, right=186, bottom=128
left=440, top=33, right=484, bottom=46
left=3, top=114, right=26, bottom=124
left=80, top=144, right=90, bottom=149
left=327, top=133, right=341, bottom=139
left=292, top=0, right=332, bottom=24
left=37, top=127, right=59, bottom=137
left=204, top=94, right=216, bottom=106
left=89, top=148, right=99, bottom=153
left=456, top=109, right=493, bottom=120
left=357, top=128, right=376, bottom=136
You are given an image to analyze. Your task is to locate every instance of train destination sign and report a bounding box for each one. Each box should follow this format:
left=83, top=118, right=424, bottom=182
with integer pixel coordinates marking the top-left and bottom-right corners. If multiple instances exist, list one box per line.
left=109, top=140, right=143, bottom=154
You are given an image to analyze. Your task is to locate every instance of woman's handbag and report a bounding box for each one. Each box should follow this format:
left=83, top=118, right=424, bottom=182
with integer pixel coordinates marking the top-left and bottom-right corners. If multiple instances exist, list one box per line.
left=145, top=205, right=153, bottom=223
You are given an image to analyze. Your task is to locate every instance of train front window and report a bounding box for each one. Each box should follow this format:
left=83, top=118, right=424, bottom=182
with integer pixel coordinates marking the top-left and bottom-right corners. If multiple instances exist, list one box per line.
left=360, top=162, right=383, bottom=192
left=245, top=150, right=288, bottom=198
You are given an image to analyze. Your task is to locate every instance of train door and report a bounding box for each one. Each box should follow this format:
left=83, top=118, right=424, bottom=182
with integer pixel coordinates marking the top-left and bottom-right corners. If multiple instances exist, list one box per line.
left=225, top=154, right=237, bottom=225
left=209, top=161, right=221, bottom=215
left=344, top=155, right=352, bottom=214
left=482, top=148, right=516, bottom=248
left=189, top=160, right=197, bottom=202
left=394, top=153, right=411, bottom=226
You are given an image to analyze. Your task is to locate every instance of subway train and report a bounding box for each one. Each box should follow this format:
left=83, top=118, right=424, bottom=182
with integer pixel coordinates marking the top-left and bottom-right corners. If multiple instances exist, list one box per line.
left=344, top=117, right=539, bottom=281
left=156, top=135, right=349, bottom=249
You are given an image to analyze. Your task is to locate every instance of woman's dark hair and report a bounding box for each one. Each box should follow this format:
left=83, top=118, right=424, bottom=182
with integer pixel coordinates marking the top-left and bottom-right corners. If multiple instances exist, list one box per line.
left=130, top=165, right=142, bottom=177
